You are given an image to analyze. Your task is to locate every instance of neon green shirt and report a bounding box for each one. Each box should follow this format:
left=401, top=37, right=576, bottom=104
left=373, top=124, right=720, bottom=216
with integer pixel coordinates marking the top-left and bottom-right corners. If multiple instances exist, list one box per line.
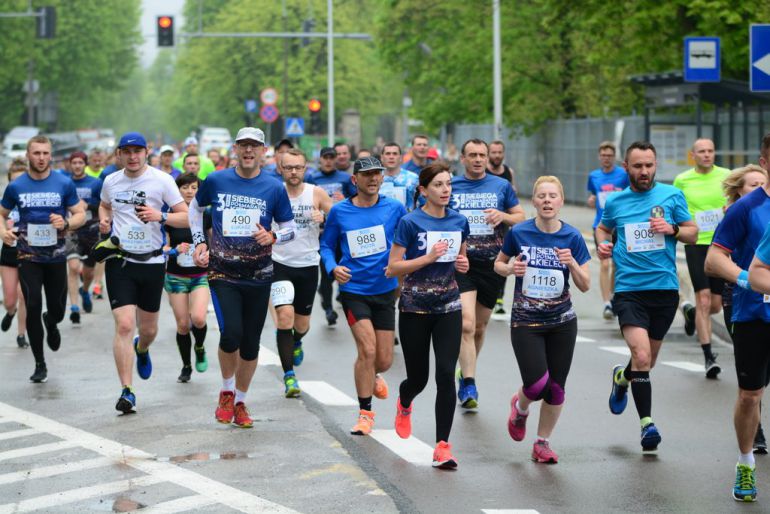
left=84, top=166, right=103, bottom=178
left=673, top=165, right=730, bottom=245
left=173, top=153, right=215, bottom=178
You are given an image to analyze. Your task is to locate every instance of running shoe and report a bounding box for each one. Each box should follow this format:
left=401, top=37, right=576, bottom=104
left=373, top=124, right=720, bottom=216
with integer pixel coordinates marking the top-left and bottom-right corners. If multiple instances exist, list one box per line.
left=733, top=463, right=757, bottom=502
left=754, top=423, right=768, bottom=455
left=508, top=393, right=528, bottom=441
left=459, top=383, right=478, bottom=409
left=29, top=362, right=47, bottom=383
left=43, top=312, right=61, bottom=351
left=233, top=402, right=253, bottom=428
left=93, top=283, right=103, bottom=299
left=178, top=366, right=192, bottom=383
left=16, top=335, right=28, bottom=348
left=69, top=306, right=80, bottom=325
left=79, top=287, right=93, bottom=313
left=394, top=337, right=399, bottom=346
left=373, top=374, right=389, bottom=400
left=325, top=308, right=338, bottom=326
left=493, top=298, right=506, bottom=315
left=531, top=439, right=559, bottom=464
left=602, top=302, right=614, bottom=320
left=609, top=364, right=628, bottom=415
left=705, top=353, right=721, bottom=379
left=292, top=341, right=304, bottom=367
left=215, top=390, right=235, bottom=423
left=641, top=423, right=662, bottom=451
left=284, top=372, right=301, bottom=398
left=432, top=441, right=458, bottom=469
left=194, top=345, right=208, bottom=372
left=681, top=301, right=696, bottom=336
left=1, top=311, right=15, bottom=332
left=115, top=387, right=136, bottom=413
left=395, top=398, right=412, bottom=439
left=133, top=336, right=152, bottom=380
left=351, top=409, right=375, bottom=435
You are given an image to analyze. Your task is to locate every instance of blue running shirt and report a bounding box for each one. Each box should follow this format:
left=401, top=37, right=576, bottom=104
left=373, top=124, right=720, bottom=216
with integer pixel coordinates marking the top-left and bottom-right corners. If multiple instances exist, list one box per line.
left=755, top=222, right=770, bottom=267
left=305, top=169, right=356, bottom=201
left=382, top=169, right=420, bottom=211
left=586, top=166, right=629, bottom=228
left=195, top=168, right=293, bottom=285
left=501, top=219, right=590, bottom=327
left=600, top=183, right=691, bottom=292
left=1, top=172, right=80, bottom=263
left=320, top=196, right=406, bottom=295
left=394, top=208, right=469, bottom=314
left=71, top=174, right=102, bottom=244
left=712, top=186, right=770, bottom=322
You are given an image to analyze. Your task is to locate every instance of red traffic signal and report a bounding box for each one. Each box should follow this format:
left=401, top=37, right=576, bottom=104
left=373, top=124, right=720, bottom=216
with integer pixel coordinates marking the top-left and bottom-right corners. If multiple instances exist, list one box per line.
left=308, top=99, right=322, bottom=112
left=158, top=16, right=172, bottom=29
left=157, top=16, right=174, bottom=47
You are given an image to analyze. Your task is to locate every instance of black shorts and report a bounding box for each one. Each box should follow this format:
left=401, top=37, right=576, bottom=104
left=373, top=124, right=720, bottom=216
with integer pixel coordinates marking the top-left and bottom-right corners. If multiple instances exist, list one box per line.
left=456, top=260, right=505, bottom=310
left=272, top=261, right=319, bottom=316
left=732, top=320, right=770, bottom=391
left=339, top=290, right=396, bottom=330
left=613, top=290, right=679, bottom=341
left=0, top=244, right=18, bottom=268
left=685, top=244, right=724, bottom=294
left=105, top=260, right=165, bottom=312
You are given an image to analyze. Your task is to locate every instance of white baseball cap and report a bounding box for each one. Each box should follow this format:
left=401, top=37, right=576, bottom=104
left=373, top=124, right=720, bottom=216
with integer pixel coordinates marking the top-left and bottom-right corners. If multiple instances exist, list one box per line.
left=183, top=136, right=198, bottom=146
left=159, top=145, right=175, bottom=154
left=235, top=127, right=266, bottom=144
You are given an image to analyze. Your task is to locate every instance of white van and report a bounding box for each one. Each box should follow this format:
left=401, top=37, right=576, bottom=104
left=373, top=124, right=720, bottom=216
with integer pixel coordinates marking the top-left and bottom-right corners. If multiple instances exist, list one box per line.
left=3, top=126, right=41, bottom=159
left=199, top=127, right=232, bottom=155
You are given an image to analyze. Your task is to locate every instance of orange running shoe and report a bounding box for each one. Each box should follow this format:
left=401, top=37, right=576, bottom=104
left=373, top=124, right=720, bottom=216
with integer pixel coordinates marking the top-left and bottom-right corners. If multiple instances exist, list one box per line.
left=394, top=398, right=412, bottom=439
left=215, top=390, right=235, bottom=424
left=92, top=283, right=103, bottom=299
left=373, top=374, right=389, bottom=400
left=432, top=441, right=458, bottom=469
left=233, top=402, right=253, bottom=428
left=351, top=409, right=375, bottom=435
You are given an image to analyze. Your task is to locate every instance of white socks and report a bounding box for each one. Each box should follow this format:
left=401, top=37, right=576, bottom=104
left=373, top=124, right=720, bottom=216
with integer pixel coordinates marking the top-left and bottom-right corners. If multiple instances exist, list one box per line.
left=222, top=376, right=235, bottom=392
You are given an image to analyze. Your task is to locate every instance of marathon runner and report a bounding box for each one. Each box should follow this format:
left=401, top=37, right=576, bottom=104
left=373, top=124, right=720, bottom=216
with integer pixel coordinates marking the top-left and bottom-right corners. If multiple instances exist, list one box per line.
left=1, top=159, right=29, bottom=349
left=158, top=145, right=182, bottom=179
left=379, top=142, right=419, bottom=211
left=403, top=135, right=433, bottom=174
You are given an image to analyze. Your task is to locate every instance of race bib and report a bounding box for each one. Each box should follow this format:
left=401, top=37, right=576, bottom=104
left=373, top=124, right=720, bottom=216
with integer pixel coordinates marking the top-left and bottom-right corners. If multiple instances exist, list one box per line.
left=426, top=231, right=461, bottom=262
left=176, top=247, right=195, bottom=267
left=461, top=210, right=493, bottom=236
left=624, top=222, right=664, bottom=253
left=764, top=294, right=770, bottom=304
left=381, top=183, right=407, bottom=206
left=598, top=191, right=612, bottom=209
left=270, top=280, right=295, bottom=306
left=120, top=224, right=152, bottom=252
left=27, top=223, right=56, bottom=247
left=695, top=208, right=723, bottom=232
left=222, top=208, right=260, bottom=237
left=522, top=267, right=564, bottom=299
left=347, top=225, right=387, bottom=258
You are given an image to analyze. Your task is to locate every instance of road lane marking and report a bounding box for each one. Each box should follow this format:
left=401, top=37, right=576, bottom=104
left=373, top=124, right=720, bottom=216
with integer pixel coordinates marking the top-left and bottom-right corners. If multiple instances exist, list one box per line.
left=0, top=401, right=299, bottom=513
left=0, top=474, right=164, bottom=513
left=0, top=428, right=39, bottom=441
left=0, top=456, right=113, bottom=485
left=0, top=440, right=78, bottom=462
left=599, top=346, right=630, bottom=356
left=369, top=430, right=433, bottom=466
left=301, top=381, right=358, bottom=406
left=482, top=510, right=540, bottom=514
left=258, top=346, right=282, bottom=367
left=660, top=361, right=703, bottom=373
left=127, top=494, right=218, bottom=513
left=576, top=335, right=595, bottom=343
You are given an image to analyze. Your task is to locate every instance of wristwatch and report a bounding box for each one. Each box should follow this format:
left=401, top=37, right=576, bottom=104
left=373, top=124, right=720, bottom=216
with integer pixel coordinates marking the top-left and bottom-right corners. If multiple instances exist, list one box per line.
left=160, top=212, right=168, bottom=225
left=671, top=224, right=680, bottom=237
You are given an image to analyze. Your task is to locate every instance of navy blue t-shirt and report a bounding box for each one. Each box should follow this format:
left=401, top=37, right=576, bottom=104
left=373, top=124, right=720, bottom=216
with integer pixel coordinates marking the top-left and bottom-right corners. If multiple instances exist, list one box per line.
left=305, top=169, right=356, bottom=200
left=394, top=208, right=470, bottom=314
left=501, top=219, right=590, bottom=327
left=71, top=174, right=103, bottom=244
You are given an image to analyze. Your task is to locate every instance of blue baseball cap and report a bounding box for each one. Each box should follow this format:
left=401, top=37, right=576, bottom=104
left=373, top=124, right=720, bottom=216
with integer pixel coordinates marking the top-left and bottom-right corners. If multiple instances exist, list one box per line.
left=117, top=132, right=147, bottom=149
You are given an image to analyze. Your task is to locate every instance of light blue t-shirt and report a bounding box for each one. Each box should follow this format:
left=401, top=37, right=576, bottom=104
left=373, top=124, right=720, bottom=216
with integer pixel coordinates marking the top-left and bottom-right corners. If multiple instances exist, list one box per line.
left=600, top=182, right=691, bottom=292
left=755, top=222, right=770, bottom=267
left=586, top=166, right=629, bottom=228
left=382, top=169, right=419, bottom=211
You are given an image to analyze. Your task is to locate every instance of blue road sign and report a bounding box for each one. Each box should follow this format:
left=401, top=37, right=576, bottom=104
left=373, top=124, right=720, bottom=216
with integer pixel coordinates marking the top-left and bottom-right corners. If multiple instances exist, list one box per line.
left=260, top=104, right=279, bottom=124
left=751, top=24, right=770, bottom=92
left=244, top=99, right=257, bottom=113
left=285, top=117, right=305, bottom=137
left=684, top=37, right=720, bottom=83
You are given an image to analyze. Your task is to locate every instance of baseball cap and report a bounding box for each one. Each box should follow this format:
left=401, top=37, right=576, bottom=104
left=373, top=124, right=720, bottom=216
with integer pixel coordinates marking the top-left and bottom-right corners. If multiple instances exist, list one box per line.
left=235, top=127, right=266, bottom=144
left=275, top=138, right=293, bottom=150
left=159, top=145, right=175, bottom=154
left=117, top=132, right=147, bottom=149
left=320, top=147, right=337, bottom=158
left=183, top=136, right=198, bottom=146
left=353, top=156, right=385, bottom=173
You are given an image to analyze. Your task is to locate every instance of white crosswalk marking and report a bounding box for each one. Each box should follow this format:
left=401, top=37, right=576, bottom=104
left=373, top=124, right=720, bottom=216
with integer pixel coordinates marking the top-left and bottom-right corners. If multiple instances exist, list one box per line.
left=301, top=380, right=358, bottom=406
left=0, top=456, right=112, bottom=485
left=0, top=427, right=38, bottom=441
left=0, top=440, right=78, bottom=462
left=369, top=429, right=434, bottom=466
left=126, top=494, right=218, bottom=513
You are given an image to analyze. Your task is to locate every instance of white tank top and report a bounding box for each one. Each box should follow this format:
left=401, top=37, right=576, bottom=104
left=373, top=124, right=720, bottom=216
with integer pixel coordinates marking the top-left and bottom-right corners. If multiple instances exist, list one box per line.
left=272, top=184, right=320, bottom=267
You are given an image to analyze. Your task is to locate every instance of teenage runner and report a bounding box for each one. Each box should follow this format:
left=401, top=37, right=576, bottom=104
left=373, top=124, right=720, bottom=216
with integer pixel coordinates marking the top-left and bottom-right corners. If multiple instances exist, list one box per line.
left=599, top=141, right=696, bottom=451
left=98, top=132, right=189, bottom=413
left=1, top=161, right=29, bottom=348
left=272, top=149, right=332, bottom=397
left=495, top=176, right=590, bottom=464
left=64, top=151, right=102, bottom=325
left=387, top=162, right=469, bottom=468
left=320, top=156, right=406, bottom=435
left=163, top=172, right=210, bottom=383
left=190, top=127, right=294, bottom=428
left=0, top=135, right=85, bottom=383
left=453, top=138, right=525, bottom=409
left=673, top=138, right=729, bottom=377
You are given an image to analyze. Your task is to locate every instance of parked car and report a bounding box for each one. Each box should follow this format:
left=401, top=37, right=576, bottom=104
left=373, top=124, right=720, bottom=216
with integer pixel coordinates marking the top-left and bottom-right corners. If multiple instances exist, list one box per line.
left=2, top=126, right=40, bottom=159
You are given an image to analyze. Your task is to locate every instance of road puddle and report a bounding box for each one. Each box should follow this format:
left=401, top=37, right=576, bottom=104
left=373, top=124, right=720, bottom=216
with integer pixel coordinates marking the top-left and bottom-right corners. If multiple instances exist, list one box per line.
left=156, top=451, right=257, bottom=463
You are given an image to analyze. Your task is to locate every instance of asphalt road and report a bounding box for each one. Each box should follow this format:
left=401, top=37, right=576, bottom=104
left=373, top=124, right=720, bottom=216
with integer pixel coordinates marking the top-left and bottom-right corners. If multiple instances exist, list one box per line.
left=0, top=203, right=766, bottom=513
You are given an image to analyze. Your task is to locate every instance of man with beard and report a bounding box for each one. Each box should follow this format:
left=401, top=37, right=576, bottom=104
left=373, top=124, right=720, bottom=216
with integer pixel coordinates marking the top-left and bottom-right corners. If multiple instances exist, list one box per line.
left=597, top=141, right=696, bottom=452
left=487, top=140, right=517, bottom=319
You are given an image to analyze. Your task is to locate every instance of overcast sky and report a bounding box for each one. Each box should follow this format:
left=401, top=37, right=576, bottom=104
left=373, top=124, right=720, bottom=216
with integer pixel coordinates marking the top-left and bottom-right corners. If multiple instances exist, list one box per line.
left=139, top=0, right=185, bottom=68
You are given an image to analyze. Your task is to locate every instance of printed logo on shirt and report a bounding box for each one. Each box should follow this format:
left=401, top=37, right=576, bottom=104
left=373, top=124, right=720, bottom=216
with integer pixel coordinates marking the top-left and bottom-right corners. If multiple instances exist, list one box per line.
left=76, top=187, right=92, bottom=200
left=216, top=193, right=266, bottom=214
left=519, top=245, right=563, bottom=268
left=17, top=192, right=62, bottom=208
left=113, top=190, right=147, bottom=206
left=451, top=192, right=498, bottom=210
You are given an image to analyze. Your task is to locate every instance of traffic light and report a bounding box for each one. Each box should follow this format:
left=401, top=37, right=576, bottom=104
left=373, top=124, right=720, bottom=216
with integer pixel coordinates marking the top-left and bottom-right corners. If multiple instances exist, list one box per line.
left=308, top=99, right=323, bottom=134
left=301, top=19, right=315, bottom=47
left=157, top=16, right=174, bottom=47
left=36, top=6, right=55, bottom=39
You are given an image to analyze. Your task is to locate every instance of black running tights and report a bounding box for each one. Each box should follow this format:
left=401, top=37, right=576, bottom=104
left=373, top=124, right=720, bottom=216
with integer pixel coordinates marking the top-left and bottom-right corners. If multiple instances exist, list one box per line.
left=18, top=260, right=67, bottom=363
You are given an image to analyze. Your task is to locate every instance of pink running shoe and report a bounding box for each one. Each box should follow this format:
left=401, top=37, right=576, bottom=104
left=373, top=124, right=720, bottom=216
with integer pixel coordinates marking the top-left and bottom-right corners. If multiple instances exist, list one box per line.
left=531, top=439, right=559, bottom=464
left=508, top=393, right=528, bottom=441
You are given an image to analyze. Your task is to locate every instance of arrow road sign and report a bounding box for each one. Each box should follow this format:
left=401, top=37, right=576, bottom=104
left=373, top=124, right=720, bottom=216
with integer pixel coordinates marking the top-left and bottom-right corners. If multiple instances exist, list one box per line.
left=684, top=37, right=720, bottom=82
left=260, top=104, right=279, bottom=124
left=751, top=24, right=770, bottom=92
left=285, top=117, right=305, bottom=137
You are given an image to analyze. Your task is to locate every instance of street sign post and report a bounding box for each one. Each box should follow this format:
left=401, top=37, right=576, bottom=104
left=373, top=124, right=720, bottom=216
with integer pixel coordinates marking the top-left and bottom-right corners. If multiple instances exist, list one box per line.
left=285, top=118, right=305, bottom=137
left=244, top=99, right=257, bottom=113
left=751, top=24, right=770, bottom=92
left=260, top=104, right=279, bottom=124
left=684, top=37, right=720, bottom=82
left=260, top=88, right=278, bottom=106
